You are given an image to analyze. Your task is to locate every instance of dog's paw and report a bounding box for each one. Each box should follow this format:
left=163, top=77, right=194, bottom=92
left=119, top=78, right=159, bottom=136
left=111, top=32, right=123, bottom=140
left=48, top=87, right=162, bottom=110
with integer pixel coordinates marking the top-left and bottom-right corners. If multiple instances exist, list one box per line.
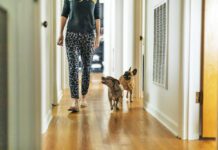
left=116, top=107, right=120, bottom=111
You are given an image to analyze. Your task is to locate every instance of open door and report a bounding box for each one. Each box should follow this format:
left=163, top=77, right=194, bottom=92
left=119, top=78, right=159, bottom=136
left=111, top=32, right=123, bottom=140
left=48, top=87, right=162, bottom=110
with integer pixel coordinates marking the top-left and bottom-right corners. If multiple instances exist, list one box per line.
left=201, top=0, right=218, bottom=138
left=0, top=6, right=8, bottom=150
left=134, top=0, right=145, bottom=99
left=140, top=0, right=146, bottom=95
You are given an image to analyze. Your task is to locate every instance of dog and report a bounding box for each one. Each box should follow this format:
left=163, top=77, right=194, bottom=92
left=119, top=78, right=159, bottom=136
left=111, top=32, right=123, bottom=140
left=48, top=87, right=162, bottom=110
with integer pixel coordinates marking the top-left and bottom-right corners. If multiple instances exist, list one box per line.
left=119, top=67, right=137, bottom=102
left=102, top=76, right=123, bottom=111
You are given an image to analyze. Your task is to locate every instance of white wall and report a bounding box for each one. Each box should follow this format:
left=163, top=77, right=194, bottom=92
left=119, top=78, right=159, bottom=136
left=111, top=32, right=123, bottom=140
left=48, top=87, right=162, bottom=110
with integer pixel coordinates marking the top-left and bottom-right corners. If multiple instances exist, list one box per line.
left=144, top=0, right=182, bottom=136
left=104, top=0, right=134, bottom=78
left=144, top=0, right=203, bottom=139
left=104, top=0, right=114, bottom=76
left=112, top=0, right=123, bottom=78
left=123, top=0, right=134, bottom=72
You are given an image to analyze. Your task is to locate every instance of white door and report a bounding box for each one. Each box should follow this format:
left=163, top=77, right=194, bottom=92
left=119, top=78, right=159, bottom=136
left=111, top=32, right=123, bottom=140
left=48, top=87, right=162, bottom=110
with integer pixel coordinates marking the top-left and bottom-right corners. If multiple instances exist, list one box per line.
left=135, top=0, right=146, bottom=98
left=2, top=0, right=42, bottom=148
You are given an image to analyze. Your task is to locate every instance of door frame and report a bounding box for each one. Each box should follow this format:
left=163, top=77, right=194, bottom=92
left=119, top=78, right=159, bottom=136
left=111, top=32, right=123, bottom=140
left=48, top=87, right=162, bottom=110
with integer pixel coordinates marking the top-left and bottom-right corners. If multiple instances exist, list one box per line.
left=179, top=0, right=203, bottom=140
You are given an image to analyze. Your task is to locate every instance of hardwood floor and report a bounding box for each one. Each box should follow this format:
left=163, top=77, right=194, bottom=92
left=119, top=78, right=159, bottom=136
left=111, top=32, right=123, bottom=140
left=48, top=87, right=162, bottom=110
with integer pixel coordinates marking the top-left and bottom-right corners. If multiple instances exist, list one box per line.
left=42, top=74, right=216, bottom=150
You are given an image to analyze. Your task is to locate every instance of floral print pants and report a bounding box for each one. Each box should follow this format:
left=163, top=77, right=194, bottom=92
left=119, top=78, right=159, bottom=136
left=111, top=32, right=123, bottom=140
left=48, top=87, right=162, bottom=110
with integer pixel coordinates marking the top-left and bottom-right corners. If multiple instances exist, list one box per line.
left=65, top=31, right=95, bottom=99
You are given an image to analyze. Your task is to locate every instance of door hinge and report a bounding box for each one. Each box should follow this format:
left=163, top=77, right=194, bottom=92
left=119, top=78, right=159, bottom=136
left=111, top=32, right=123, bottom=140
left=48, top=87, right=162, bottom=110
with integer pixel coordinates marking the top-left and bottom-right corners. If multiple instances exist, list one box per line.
left=196, top=91, right=203, bottom=104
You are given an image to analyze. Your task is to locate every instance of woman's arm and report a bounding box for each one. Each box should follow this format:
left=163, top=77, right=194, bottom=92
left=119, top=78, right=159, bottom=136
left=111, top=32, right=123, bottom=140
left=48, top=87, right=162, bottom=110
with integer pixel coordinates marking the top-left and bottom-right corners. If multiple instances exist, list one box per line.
left=94, top=19, right=101, bottom=48
left=60, top=17, right=68, bottom=36
left=94, top=0, right=101, bottom=48
left=57, top=17, right=68, bottom=46
left=57, top=0, right=70, bottom=46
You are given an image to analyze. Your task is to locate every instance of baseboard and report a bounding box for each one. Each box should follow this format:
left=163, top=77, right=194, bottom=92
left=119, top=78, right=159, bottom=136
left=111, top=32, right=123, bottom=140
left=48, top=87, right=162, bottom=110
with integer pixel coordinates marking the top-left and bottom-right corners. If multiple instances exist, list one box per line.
left=41, top=109, right=52, bottom=134
left=144, top=102, right=178, bottom=136
left=188, top=133, right=200, bottom=140
left=58, top=90, right=63, bottom=103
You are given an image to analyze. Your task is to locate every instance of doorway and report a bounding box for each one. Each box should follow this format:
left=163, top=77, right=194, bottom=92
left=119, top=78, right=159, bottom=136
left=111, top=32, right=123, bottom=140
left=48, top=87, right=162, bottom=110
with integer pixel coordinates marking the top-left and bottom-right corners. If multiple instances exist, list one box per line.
left=201, top=0, right=218, bottom=138
left=91, top=2, right=104, bottom=73
left=62, top=0, right=126, bottom=84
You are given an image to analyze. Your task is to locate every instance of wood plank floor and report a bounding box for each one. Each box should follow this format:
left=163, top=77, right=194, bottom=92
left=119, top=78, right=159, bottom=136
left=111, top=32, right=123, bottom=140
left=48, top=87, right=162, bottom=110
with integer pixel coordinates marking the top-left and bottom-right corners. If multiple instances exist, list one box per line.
left=42, top=74, right=216, bottom=150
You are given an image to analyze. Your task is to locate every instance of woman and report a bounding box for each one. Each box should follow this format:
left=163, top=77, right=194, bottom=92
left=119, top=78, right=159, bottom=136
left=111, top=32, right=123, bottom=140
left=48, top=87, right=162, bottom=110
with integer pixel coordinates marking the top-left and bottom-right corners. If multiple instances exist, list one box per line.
left=57, top=0, right=100, bottom=112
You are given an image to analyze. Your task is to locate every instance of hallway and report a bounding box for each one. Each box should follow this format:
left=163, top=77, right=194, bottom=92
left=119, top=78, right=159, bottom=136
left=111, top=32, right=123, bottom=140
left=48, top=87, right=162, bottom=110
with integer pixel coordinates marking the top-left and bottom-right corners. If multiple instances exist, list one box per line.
left=1, top=0, right=218, bottom=149
left=42, top=74, right=216, bottom=150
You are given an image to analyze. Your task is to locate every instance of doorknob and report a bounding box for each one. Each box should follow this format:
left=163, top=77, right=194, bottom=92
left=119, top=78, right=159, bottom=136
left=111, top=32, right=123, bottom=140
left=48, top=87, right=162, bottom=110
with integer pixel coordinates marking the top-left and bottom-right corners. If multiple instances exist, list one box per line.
left=42, top=21, right=48, bottom=28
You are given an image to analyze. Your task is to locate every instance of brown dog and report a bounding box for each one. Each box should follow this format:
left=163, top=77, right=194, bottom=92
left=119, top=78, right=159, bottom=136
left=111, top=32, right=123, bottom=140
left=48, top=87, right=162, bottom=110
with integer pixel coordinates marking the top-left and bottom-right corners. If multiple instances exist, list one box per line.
left=119, top=67, right=137, bottom=102
left=102, top=76, right=123, bottom=111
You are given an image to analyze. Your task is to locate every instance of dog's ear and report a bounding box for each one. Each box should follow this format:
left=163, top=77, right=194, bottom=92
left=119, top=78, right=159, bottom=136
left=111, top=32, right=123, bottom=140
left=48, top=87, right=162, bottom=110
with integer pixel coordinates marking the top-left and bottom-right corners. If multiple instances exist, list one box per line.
left=113, top=79, right=120, bottom=85
left=129, top=67, right=132, bottom=72
left=132, top=68, right=137, bottom=76
left=117, top=80, right=120, bottom=85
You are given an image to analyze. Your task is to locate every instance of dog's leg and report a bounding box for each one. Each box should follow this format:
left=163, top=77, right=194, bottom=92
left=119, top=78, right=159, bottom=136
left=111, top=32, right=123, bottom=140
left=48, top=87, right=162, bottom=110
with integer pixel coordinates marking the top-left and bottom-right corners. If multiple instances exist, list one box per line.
left=130, top=90, right=133, bottom=103
left=126, top=92, right=129, bottom=99
left=109, top=99, right=113, bottom=110
left=115, top=99, right=119, bottom=111
left=120, top=96, right=123, bottom=106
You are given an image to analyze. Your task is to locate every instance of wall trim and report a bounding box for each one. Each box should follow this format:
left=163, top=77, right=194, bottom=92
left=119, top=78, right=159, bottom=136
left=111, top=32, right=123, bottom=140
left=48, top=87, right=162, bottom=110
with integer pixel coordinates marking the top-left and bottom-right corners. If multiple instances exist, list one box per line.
left=179, top=0, right=191, bottom=140
left=144, top=102, right=178, bottom=136
left=180, top=0, right=202, bottom=140
left=41, top=109, right=52, bottom=134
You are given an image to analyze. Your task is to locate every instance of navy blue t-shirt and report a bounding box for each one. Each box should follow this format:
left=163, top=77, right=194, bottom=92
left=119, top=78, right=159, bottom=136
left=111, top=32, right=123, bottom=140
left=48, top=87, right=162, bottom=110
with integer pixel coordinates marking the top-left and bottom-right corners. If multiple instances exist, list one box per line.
left=62, top=0, right=100, bottom=33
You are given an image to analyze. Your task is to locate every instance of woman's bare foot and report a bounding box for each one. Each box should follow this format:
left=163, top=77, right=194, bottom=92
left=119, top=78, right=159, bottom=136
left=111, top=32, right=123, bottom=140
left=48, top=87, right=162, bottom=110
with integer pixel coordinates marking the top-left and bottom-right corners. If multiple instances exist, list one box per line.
left=81, top=95, right=88, bottom=108
left=68, top=98, right=79, bottom=112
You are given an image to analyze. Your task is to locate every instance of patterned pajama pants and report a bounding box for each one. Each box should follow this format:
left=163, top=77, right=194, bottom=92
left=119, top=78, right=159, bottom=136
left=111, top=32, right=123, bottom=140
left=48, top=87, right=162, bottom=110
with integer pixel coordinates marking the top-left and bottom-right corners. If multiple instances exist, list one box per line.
left=65, top=31, right=95, bottom=99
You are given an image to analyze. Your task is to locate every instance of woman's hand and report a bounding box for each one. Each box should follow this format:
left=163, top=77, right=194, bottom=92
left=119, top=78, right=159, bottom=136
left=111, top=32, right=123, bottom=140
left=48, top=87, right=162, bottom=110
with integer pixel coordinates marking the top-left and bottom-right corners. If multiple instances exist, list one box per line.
left=94, top=36, right=100, bottom=49
left=57, top=34, right=64, bottom=46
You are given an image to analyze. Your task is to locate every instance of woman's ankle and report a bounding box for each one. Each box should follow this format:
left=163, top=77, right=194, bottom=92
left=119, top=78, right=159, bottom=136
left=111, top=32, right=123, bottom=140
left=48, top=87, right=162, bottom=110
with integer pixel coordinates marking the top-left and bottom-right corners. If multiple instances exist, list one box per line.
left=71, top=98, right=79, bottom=106
left=82, top=95, right=87, bottom=101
